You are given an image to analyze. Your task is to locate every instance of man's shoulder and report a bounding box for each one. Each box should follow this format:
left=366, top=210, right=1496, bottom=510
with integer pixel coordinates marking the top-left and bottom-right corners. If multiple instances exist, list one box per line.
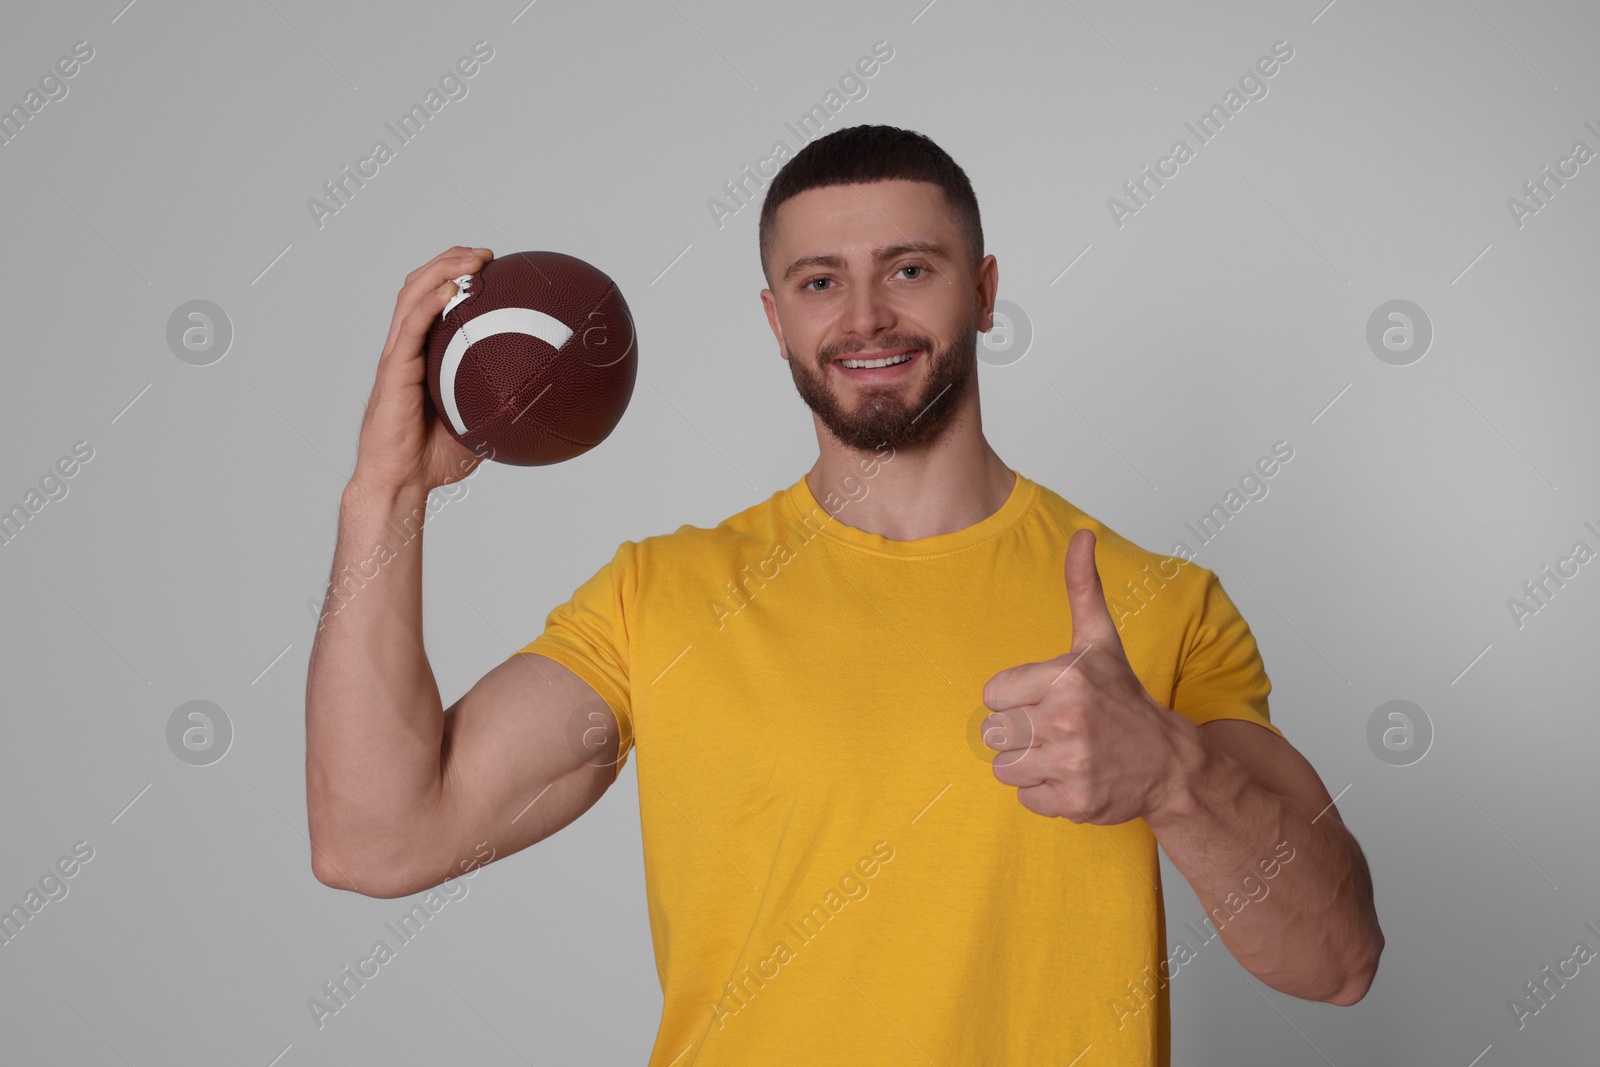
left=1025, top=476, right=1202, bottom=572
left=1022, top=475, right=1217, bottom=618
left=630, top=485, right=797, bottom=562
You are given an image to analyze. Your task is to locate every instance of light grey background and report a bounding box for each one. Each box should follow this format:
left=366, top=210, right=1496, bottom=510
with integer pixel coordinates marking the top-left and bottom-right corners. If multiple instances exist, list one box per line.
left=2, top=0, right=1595, bottom=1063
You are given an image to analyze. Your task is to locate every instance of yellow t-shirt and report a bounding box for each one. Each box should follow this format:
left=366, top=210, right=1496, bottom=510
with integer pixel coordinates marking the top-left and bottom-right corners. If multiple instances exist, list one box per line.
left=514, top=469, right=1278, bottom=1066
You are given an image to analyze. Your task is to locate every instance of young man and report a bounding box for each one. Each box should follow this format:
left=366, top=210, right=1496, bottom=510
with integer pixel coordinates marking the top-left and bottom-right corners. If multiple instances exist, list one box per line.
left=306, top=124, right=1382, bottom=1065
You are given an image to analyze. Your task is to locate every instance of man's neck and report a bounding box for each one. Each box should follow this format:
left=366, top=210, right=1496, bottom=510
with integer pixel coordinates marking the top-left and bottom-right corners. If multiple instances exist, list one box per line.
left=805, top=402, right=1015, bottom=542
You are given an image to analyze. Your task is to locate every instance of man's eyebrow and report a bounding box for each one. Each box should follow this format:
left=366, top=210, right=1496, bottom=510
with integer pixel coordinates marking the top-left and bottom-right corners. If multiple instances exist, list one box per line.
left=781, top=240, right=950, bottom=282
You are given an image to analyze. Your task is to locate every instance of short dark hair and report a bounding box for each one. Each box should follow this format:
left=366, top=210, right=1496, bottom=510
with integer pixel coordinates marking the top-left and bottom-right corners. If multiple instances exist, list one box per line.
left=758, top=124, right=984, bottom=284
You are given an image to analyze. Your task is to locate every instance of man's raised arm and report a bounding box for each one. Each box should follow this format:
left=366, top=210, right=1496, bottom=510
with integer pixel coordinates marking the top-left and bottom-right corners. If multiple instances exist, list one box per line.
left=304, top=246, right=623, bottom=899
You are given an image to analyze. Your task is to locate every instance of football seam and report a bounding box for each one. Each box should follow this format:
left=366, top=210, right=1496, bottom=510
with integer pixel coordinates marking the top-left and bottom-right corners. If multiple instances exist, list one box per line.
left=452, top=335, right=604, bottom=448
left=477, top=393, right=595, bottom=447
left=449, top=310, right=586, bottom=442
left=481, top=281, right=629, bottom=443
left=444, top=273, right=630, bottom=449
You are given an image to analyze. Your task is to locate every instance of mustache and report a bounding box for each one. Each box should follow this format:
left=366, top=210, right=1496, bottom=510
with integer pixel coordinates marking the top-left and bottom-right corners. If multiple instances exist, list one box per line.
left=821, top=334, right=935, bottom=361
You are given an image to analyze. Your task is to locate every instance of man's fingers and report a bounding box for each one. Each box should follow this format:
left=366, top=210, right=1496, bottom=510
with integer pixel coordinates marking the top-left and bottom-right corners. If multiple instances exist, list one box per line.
left=980, top=706, right=1037, bottom=754
left=1064, top=528, right=1125, bottom=655
left=380, top=247, right=493, bottom=359
left=384, top=281, right=458, bottom=379
left=403, top=245, right=489, bottom=286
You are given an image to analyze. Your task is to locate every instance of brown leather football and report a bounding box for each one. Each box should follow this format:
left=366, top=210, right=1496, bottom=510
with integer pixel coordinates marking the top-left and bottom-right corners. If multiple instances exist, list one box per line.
left=423, top=250, right=637, bottom=465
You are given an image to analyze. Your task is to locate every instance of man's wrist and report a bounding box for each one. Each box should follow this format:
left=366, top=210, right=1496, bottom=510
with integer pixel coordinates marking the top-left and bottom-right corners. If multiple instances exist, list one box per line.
left=344, top=473, right=430, bottom=513
left=1143, top=705, right=1217, bottom=830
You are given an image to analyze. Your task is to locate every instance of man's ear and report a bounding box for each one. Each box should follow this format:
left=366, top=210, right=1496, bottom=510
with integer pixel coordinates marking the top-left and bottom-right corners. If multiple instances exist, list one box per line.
left=976, top=253, right=999, bottom=332
left=760, top=288, right=788, bottom=360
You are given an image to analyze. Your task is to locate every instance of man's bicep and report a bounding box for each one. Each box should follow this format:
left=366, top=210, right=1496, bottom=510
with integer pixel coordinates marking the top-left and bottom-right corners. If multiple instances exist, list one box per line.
left=435, top=652, right=624, bottom=873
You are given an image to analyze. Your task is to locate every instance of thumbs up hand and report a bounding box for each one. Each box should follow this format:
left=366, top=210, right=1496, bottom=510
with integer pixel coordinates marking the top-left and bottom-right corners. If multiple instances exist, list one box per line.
left=979, top=528, right=1199, bottom=825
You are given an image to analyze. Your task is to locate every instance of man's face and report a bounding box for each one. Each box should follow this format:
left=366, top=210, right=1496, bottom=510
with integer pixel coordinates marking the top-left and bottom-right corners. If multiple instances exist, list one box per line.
left=760, top=179, right=996, bottom=452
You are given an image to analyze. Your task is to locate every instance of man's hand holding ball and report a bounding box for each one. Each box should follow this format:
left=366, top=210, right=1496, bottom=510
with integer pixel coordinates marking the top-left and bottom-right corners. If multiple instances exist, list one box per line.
left=979, top=529, right=1204, bottom=826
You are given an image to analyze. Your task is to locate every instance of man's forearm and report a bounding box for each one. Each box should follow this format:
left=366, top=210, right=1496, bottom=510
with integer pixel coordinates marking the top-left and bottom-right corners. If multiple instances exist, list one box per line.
left=304, top=479, right=448, bottom=891
left=1144, top=719, right=1383, bottom=1004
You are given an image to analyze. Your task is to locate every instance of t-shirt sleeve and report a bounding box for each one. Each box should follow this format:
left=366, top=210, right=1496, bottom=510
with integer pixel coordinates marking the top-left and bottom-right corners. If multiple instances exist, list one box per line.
left=508, top=540, right=636, bottom=774
left=1170, top=568, right=1281, bottom=738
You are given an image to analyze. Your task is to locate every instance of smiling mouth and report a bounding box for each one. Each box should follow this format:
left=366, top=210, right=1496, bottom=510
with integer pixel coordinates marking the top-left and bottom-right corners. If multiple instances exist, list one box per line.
left=834, top=349, right=921, bottom=372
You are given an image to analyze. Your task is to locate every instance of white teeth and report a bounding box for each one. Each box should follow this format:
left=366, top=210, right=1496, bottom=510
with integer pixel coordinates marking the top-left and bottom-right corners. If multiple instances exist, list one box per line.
left=840, top=352, right=914, bottom=369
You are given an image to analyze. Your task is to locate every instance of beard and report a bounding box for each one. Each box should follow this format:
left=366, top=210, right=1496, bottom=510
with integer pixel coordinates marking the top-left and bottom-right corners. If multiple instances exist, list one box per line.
left=785, top=311, right=978, bottom=452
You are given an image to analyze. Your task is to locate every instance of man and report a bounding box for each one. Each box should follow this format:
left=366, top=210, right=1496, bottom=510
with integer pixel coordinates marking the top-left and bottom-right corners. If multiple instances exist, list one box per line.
left=305, top=124, right=1382, bottom=1065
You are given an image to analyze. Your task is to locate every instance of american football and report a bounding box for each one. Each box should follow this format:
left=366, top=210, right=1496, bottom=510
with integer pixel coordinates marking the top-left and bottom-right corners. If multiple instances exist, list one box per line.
left=423, top=250, right=637, bottom=466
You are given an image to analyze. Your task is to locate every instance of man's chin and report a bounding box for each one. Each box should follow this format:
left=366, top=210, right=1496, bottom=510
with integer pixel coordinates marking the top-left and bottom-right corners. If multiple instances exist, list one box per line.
left=788, top=337, right=973, bottom=451
left=818, top=402, right=941, bottom=451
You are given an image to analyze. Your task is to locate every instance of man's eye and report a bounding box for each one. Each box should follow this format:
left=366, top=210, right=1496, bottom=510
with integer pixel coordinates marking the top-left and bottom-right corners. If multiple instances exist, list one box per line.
left=805, top=278, right=832, bottom=291
left=899, top=265, right=925, bottom=280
